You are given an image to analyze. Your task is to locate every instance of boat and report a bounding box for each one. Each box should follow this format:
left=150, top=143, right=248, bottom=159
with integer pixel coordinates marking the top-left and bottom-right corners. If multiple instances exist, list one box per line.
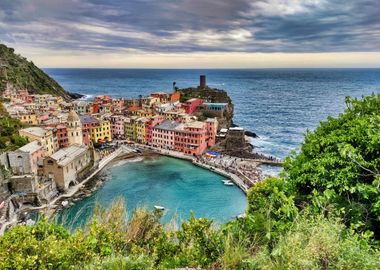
left=222, top=179, right=232, bottom=183
left=224, top=182, right=234, bottom=186
left=61, top=200, right=69, bottom=207
left=236, top=213, right=247, bottom=219
left=154, top=205, right=165, bottom=210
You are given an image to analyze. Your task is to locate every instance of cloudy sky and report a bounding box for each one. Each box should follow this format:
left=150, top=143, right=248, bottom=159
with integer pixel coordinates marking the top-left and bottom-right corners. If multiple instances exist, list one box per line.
left=1, top=0, right=380, bottom=67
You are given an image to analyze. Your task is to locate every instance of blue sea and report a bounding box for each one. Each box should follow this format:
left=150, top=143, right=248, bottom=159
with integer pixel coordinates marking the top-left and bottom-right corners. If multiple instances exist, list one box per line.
left=45, top=68, right=380, bottom=224
left=46, top=68, right=380, bottom=159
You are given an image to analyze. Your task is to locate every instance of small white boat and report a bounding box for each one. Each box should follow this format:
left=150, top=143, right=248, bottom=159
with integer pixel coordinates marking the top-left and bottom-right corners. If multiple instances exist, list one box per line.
left=222, top=179, right=231, bottom=183
left=154, top=205, right=165, bottom=210
left=61, top=200, right=69, bottom=207
left=224, top=182, right=234, bottom=186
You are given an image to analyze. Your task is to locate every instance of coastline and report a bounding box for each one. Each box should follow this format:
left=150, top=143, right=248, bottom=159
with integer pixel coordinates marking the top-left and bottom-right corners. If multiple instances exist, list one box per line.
left=1, top=143, right=280, bottom=234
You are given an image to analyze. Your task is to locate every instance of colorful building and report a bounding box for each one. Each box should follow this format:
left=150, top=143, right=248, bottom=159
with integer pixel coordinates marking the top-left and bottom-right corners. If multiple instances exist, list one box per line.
left=183, top=98, right=203, bottom=114
left=16, top=113, right=38, bottom=125
left=110, top=115, right=126, bottom=139
left=152, top=120, right=178, bottom=150
left=174, top=121, right=207, bottom=156
left=170, top=91, right=181, bottom=103
left=19, top=127, right=59, bottom=156
left=72, top=100, right=90, bottom=115
left=80, top=115, right=99, bottom=145
left=90, top=120, right=111, bottom=143
left=55, top=124, right=69, bottom=148
left=151, top=118, right=217, bottom=156
left=145, top=115, right=165, bottom=144
left=135, top=117, right=148, bottom=144
left=124, top=116, right=138, bottom=141
left=205, top=118, right=218, bottom=147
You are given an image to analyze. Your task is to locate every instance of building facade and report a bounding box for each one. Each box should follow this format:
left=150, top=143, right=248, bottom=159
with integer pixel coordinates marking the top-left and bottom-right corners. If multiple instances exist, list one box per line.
left=43, top=145, right=91, bottom=191
left=19, top=127, right=59, bottom=156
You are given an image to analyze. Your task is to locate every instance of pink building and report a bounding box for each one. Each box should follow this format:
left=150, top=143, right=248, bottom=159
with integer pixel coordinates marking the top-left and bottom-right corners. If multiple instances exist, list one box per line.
left=182, top=98, right=203, bottom=114
left=47, top=124, right=68, bottom=148
left=110, top=115, right=126, bottom=139
left=111, top=98, right=125, bottom=113
left=145, top=115, right=165, bottom=144
left=174, top=121, right=207, bottom=156
left=56, top=124, right=69, bottom=148
left=80, top=115, right=99, bottom=145
left=205, top=118, right=218, bottom=147
left=152, top=120, right=178, bottom=149
left=94, top=95, right=112, bottom=105
left=151, top=119, right=217, bottom=156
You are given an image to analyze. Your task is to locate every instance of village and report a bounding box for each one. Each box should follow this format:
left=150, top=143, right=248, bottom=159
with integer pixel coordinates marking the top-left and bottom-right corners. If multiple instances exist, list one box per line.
left=0, top=75, right=284, bottom=232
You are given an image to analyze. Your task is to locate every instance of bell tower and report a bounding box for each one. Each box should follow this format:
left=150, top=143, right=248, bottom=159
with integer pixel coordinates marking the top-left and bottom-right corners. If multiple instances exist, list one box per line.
left=67, top=110, right=83, bottom=146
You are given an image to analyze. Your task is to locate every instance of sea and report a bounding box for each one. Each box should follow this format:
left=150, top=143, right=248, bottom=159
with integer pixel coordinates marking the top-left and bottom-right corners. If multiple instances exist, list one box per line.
left=45, top=68, right=380, bottom=225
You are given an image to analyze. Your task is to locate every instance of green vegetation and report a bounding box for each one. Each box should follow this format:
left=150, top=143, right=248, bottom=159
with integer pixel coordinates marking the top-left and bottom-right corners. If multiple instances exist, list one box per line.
left=179, top=87, right=232, bottom=103
left=0, top=43, right=71, bottom=100
left=0, top=94, right=379, bottom=269
left=0, top=103, right=27, bottom=152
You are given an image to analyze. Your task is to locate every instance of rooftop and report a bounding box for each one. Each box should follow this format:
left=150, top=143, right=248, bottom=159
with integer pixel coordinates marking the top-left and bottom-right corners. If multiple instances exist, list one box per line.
left=19, top=127, right=48, bottom=137
left=204, top=103, right=228, bottom=107
left=187, top=98, right=202, bottom=103
left=206, top=118, right=218, bottom=122
left=183, top=121, right=204, bottom=129
left=154, top=120, right=180, bottom=131
left=80, top=115, right=99, bottom=124
left=17, top=141, right=43, bottom=153
left=50, top=144, right=88, bottom=167
left=229, top=127, right=244, bottom=131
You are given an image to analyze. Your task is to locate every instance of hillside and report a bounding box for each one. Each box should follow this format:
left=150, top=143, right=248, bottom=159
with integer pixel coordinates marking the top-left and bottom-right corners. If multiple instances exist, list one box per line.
left=0, top=44, right=74, bottom=101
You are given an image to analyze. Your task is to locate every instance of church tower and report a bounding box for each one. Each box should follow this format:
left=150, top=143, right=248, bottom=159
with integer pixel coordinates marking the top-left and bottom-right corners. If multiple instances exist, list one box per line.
left=67, top=110, right=83, bottom=146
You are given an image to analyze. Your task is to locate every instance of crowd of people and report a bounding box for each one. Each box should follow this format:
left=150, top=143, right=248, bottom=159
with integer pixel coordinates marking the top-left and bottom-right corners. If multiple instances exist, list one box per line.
left=197, top=154, right=264, bottom=187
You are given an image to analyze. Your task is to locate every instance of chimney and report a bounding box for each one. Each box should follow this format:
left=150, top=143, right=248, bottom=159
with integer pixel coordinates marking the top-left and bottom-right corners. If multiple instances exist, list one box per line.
left=199, top=75, right=206, bottom=89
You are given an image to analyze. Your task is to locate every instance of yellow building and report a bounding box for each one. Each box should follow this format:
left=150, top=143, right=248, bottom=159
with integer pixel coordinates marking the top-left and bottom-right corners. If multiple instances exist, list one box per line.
left=90, top=120, right=112, bottom=143
left=124, top=116, right=138, bottom=141
left=17, top=113, right=38, bottom=125
left=132, top=109, right=154, bottom=118
left=19, top=127, right=59, bottom=156
left=136, top=117, right=148, bottom=144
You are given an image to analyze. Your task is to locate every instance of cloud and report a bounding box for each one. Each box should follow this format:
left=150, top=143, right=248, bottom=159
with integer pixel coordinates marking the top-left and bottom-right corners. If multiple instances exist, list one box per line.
left=0, top=0, right=379, bottom=65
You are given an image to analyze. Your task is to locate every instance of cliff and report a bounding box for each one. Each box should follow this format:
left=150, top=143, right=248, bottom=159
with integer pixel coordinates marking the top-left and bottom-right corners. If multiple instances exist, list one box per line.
left=179, top=86, right=234, bottom=128
left=0, top=44, right=75, bottom=101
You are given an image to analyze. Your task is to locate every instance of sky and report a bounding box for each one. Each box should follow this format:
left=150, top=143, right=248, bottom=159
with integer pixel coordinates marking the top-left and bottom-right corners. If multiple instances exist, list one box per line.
left=0, top=0, right=380, bottom=68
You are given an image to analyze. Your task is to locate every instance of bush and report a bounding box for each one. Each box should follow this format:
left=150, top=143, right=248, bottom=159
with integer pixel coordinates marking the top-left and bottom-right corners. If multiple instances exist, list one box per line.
left=284, top=94, right=380, bottom=239
left=250, top=215, right=380, bottom=270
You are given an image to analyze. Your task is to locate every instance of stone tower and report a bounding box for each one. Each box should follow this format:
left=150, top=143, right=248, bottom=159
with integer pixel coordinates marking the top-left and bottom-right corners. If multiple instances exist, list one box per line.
left=199, top=75, right=206, bottom=89
left=67, top=110, right=83, bottom=146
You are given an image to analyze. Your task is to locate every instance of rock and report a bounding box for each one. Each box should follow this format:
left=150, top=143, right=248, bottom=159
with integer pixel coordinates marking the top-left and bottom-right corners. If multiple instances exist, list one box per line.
left=61, top=200, right=69, bottom=207
left=26, top=219, right=35, bottom=226
left=68, top=92, right=84, bottom=99
left=245, top=130, right=258, bottom=138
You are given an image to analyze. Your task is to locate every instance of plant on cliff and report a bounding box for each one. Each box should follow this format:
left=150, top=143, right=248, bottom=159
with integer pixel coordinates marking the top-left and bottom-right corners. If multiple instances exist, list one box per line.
left=284, top=93, right=380, bottom=240
left=0, top=43, right=72, bottom=100
left=0, top=110, right=27, bottom=152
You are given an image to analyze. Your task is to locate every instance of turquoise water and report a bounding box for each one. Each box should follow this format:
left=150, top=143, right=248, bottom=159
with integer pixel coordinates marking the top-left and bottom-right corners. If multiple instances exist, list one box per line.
left=58, top=156, right=247, bottom=228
